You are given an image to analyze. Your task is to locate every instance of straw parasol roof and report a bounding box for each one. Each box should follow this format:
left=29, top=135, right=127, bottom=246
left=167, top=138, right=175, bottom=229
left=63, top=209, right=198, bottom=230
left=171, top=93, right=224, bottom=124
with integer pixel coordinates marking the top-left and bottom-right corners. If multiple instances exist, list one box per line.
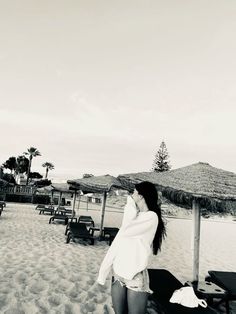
left=118, top=162, right=236, bottom=210
left=37, top=183, right=73, bottom=194
left=67, top=174, right=125, bottom=193
left=68, top=175, right=127, bottom=237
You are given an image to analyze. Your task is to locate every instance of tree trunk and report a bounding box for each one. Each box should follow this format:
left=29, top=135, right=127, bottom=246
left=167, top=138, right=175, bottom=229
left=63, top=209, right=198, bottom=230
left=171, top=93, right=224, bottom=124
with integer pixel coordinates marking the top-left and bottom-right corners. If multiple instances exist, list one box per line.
left=26, top=157, right=32, bottom=186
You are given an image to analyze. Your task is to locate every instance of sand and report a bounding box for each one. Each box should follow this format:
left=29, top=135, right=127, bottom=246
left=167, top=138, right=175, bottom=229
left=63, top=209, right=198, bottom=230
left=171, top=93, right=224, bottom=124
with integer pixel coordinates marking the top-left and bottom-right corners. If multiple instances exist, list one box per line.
left=0, top=202, right=235, bottom=314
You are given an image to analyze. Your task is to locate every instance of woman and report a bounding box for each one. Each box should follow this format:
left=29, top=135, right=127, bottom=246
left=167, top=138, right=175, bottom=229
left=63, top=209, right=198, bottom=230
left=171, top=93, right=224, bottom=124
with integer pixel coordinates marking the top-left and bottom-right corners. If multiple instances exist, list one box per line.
left=97, top=181, right=166, bottom=314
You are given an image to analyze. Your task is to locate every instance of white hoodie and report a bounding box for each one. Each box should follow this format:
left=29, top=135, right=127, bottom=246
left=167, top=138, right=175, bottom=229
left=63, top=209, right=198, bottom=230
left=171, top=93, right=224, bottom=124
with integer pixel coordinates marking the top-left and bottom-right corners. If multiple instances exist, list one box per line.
left=97, top=196, right=158, bottom=285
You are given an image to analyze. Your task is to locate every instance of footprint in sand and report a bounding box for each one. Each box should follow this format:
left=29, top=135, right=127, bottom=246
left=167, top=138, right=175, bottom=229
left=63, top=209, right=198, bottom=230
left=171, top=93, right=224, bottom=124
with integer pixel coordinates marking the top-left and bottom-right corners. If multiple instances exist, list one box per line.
left=92, top=292, right=107, bottom=304
left=16, top=272, right=28, bottom=284
left=48, top=294, right=62, bottom=307
left=28, top=279, right=47, bottom=294
left=80, top=301, right=96, bottom=313
left=68, top=288, right=78, bottom=299
left=4, top=302, right=25, bottom=314
left=0, top=295, right=6, bottom=310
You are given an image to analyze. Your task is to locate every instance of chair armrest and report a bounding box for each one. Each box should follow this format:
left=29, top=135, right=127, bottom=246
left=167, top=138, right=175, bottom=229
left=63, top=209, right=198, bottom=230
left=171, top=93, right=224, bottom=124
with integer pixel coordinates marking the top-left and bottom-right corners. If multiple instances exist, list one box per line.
left=89, top=227, right=95, bottom=236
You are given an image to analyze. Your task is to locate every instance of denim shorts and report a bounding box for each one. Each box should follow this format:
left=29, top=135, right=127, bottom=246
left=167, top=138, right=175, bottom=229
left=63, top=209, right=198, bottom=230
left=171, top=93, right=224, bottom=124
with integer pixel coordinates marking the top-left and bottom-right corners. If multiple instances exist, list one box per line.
left=112, top=269, right=153, bottom=294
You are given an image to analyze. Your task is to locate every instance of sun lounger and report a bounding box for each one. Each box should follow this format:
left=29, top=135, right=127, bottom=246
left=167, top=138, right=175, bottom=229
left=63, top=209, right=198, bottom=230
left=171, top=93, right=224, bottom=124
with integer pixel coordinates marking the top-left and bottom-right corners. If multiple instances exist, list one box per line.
left=0, top=203, right=3, bottom=216
left=148, top=269, right=218, bottom=314
left=103, top=227, right=119, bottom=245
left=206, top=271, right=236, bottom=314
left=65, top=219, right=80, bottom=235
left=0, top=201, right=6, bottom=207
left=39, top=205, right=55, bottom=215
left=78, top=215, right=95, bottom=227
left=66, top=222, right=95, bottom=245
left=49, top=209, right=73, bottom=225
left=35, top=204, right=46, bottom=210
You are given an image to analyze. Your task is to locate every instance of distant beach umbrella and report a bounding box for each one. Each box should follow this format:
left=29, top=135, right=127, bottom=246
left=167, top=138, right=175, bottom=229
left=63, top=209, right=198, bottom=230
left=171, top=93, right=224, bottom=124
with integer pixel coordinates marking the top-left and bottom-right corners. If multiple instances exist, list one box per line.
left=37, top=183, right=77, bottom=215
left=68, top=175, right=125, bottom=237
left=118, top=162, right=236, bottom=282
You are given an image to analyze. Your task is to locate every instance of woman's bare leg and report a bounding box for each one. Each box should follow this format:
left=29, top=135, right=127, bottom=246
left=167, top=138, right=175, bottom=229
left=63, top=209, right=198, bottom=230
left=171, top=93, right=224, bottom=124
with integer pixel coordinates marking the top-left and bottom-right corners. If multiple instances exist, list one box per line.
left=127, top=289, right=149, bottom=314
left=111, top=280, right=128, bottom=314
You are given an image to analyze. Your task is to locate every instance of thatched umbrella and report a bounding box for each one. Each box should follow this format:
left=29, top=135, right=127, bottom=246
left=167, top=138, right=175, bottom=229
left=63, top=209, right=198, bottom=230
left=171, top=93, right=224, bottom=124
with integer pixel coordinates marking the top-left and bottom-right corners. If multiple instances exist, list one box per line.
left=118, top=162, right=236, bottom=282
left=67, top=175, right=126, bottom=237
left=37, top=183, right=78, bottom=215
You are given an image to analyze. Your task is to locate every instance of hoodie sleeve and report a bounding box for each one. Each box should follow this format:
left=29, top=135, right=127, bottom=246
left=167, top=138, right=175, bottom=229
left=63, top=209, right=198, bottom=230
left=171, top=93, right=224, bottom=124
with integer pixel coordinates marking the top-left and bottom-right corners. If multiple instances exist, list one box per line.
left=97, top=232, right=120, bottom=285
left=121, top=211, right=158, bottom=238
left=121, top=195, right=138, bottom=228
left=97, top=197, right=137, bottom=285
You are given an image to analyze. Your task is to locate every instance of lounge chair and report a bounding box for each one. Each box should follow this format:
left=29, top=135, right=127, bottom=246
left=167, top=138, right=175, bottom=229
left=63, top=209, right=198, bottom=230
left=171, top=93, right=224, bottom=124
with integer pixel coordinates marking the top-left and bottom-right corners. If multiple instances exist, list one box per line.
left=0, top=201, right=6, bottom=207
left=49, top=208, right=73, bottom=225
left=148, top=269, right=218, bottom=314
left=66, top=222, right=95, bottom=245
left=206, top=271, right=236, bottom=314
left=39, top=205, right=55, bottom=215
left=103, top=227, right=119, bottom=245
left=35, top=204, right=46, bottom=210
left=78, top=215, right=95, bottom=227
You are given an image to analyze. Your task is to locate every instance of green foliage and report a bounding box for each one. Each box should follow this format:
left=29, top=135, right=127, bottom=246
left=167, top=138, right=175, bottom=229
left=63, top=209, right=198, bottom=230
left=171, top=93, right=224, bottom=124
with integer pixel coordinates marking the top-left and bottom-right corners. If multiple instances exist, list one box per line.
left=33, top=179, right=51, bottom=187
left=152, top=141, right=171, bottom=172
left=29, top=172, right=43, bottom=179
left=2, top=173, right=16, bottom=184
left=2, top=157, right=17, bottom=173
left=16, top=155, right=29, bottom=174
left=32, top=194, right=50, bottom=204
left=2, top=155, right=29, bottom=175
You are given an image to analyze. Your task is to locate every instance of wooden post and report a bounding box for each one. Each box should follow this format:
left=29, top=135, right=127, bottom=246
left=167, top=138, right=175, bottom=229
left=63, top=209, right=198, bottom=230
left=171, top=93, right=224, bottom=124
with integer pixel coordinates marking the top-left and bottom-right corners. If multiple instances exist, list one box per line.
left=99, top=192, right=107, bottom=238
left=72, top=191, right=77, bottom=217
left=58, top=192, right=62, bottom=207
left=192, top=199, right=201, bottom=282
left=51, top=191, right=54, bottom=205
left=77, top=194, right=81, bottom=210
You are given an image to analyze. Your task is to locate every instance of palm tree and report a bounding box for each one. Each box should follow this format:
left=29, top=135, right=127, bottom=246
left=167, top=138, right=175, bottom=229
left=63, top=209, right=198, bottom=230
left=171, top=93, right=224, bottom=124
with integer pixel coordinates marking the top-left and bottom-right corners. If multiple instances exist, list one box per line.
left=42, top=162, right=55, bottom=179
left=24, top=147, right=41, bottom=185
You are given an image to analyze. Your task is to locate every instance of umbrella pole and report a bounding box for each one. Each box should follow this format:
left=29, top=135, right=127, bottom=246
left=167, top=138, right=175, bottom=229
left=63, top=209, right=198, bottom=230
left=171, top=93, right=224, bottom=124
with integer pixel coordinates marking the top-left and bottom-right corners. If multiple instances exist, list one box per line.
left=77, top=194, right=81, bottom=210
left=192, top=199, right=201, bottom=282
left=51, top=191, right=54, bottom=205
left=72, top=191, right=77, bottom=217
left=99, top=192, right=107, bottom=238
left=58, top=192, right=62, bottom=207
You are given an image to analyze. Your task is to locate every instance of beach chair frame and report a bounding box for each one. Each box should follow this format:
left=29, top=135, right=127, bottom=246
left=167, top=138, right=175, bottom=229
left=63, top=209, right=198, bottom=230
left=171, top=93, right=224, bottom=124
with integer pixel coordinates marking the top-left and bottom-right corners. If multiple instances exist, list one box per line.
left=66, top=222, right=95, bottom=245
left=148, top=269, right=218, bottom=314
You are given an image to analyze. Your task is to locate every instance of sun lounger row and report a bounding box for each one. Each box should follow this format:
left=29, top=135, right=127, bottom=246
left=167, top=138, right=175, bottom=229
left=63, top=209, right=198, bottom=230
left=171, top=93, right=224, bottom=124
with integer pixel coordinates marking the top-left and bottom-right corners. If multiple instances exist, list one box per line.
left=64, top=215, right=119, bottom=246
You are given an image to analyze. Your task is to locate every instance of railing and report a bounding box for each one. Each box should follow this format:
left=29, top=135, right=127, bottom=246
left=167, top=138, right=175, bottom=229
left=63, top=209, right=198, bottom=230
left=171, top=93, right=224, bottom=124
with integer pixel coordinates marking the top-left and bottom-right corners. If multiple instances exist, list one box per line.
left=0, top=185, right=37, bottom=195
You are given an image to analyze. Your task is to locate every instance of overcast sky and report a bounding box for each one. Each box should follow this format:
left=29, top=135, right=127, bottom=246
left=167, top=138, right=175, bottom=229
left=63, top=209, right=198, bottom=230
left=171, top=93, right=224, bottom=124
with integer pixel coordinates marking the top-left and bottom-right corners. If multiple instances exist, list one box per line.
left=0, top=0, right=236, bottom=182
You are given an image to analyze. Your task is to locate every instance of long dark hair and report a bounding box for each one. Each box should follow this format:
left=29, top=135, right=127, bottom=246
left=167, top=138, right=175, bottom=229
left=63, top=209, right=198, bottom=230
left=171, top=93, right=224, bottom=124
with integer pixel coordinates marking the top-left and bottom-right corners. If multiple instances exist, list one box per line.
left=135, top=181, right=166, bottom=255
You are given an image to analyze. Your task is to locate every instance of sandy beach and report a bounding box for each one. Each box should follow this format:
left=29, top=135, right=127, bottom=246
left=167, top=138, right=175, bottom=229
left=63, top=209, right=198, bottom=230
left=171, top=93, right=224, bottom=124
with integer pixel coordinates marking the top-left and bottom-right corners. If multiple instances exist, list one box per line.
left=0, top=202, right=235, bottom=314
